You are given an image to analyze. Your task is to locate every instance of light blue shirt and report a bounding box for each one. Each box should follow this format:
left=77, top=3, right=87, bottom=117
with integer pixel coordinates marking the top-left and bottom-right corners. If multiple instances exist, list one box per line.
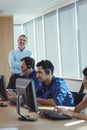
left=8, top=48, right=32, bottom=74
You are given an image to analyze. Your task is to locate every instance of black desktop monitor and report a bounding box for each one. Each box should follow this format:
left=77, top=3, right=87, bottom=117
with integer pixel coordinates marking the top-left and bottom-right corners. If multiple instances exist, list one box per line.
left=0, top=75, right=8, bottom=101
left=16, top=78, right=38, bottom=121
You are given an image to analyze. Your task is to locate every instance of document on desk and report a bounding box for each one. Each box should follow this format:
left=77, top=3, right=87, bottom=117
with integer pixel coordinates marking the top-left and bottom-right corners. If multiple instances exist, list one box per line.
left=0, top=128, right=18, bottom=130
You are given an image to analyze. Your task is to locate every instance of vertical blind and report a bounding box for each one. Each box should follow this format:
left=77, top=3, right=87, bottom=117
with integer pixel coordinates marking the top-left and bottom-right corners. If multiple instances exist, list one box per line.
left=14, top=0, right=87, bottom=79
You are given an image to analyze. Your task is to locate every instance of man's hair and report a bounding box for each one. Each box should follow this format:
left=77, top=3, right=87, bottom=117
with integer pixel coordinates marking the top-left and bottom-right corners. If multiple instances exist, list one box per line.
left=18, top=34, right=27, bottom=41
left=36, top=60, right=54, bottom=74
left=83, top=67, right=87, bottom=76
left=21, top=57, right=35, bottom=69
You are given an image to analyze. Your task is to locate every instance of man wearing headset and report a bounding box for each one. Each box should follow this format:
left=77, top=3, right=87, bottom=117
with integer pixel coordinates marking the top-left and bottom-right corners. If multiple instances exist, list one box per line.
left=7, top=57, right=41, bottom=91
left=7, top=56, right=41, bottom=100
left=36, top=60, right=74, bottom=107
left=20, top=56, right=41, bottom=90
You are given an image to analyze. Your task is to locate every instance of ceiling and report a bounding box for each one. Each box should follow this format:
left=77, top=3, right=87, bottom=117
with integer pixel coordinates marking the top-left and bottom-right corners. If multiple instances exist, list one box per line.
left=0, top=0, right=66, bottom=24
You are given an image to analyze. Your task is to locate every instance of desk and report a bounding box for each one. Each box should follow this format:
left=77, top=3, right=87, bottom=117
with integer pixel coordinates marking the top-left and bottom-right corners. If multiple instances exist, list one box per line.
left=0, top=103, right=87, bottom=130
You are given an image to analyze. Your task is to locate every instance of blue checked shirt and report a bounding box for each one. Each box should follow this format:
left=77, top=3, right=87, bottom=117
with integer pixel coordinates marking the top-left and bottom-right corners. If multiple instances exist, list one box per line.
left=36, top=76, right=74, bottom=106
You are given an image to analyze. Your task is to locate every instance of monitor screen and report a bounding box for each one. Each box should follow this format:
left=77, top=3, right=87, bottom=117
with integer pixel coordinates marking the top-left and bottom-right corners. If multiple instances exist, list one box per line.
left=0, top=75, right=8, bottom=101
left=16, top=78, right=38, bottom=121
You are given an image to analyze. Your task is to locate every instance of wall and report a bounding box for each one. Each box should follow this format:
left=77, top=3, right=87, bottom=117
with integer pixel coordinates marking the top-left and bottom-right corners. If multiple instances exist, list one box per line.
left=64, top=78, right=82, bottom=92
left=0, top=16, right=14, bottom=86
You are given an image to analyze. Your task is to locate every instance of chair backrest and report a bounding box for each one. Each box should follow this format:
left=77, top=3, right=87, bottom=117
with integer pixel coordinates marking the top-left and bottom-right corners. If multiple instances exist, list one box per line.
left=72, top=83, right=85, bottom=106
left=71, top=91, right=85, bottom=106
left=64, top=78, right=85, bottom=106
left=79, top=83, right=84, bottom=93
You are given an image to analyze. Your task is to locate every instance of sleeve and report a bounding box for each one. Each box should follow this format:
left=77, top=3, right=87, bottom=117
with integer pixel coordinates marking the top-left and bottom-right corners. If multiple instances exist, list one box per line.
left=53, top=79, right=68, bottom=106
left=36, top=85, right=43, bottom=97
left=8, top=50, right=20, bottom=69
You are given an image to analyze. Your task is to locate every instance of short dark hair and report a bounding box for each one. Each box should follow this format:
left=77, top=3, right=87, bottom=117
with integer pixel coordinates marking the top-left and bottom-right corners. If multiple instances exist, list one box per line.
left=83, top=67, right=87, bottom=76
left=36, top=60, right=54, bottom=74
left=21, top=57, right=35, bottom=69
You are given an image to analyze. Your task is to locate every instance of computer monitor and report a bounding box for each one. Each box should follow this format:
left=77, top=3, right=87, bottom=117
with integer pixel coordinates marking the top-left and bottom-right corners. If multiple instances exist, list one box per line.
left=16, top=78, right=38, bottom=121
left=0, top=75, right=8, bottom=101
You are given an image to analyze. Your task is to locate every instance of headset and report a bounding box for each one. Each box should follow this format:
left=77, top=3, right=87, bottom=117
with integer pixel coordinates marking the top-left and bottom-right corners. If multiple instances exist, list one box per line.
left=24, top=58, right=33, bottom=69
left=44, top=61, right=52, bottom=75
left=21, top=57, right=35, bottom=73
left=27, top=64, right=31, bottom=69
left=22, top=63, right=31, bottom=73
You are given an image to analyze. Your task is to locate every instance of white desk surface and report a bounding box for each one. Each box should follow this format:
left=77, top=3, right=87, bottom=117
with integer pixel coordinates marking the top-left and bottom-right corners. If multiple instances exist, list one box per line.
left=0, top=102, right=87, bottom=130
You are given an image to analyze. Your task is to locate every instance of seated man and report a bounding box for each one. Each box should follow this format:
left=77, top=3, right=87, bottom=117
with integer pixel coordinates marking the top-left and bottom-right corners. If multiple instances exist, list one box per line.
left=7, top=56, right=41, bottom=91
left=20, top=56, right=41, bottom=91
left=36, top=60, right=74, bottom=107
left=54, top=67, right=87, bottom=120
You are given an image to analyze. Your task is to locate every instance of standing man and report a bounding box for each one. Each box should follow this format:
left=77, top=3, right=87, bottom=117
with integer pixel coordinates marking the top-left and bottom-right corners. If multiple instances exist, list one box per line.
left=7, top=34, right=33, bottom=89
left=8, top=34, right=33, bottom=75
left=36, top=60, right=74, bottom=107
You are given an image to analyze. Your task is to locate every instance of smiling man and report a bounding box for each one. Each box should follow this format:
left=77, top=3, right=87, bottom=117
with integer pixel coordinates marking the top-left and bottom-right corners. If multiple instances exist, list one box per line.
left=8, top=34, right=33, bottom=75
left=7, top=35, right=33, bottom=89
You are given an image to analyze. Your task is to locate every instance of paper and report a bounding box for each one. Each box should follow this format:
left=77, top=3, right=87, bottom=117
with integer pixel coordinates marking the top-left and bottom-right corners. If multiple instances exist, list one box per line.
left=0, top=128, right=18, bottom=130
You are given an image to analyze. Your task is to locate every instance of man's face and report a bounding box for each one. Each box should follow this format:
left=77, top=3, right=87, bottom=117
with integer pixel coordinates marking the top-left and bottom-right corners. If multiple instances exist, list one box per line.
left=36, top=66, right=47, bottom=83
left=18, top=36, right=27, bottom=51
left=82, top=76, right=87, bottom=89
left=20, top=60, right=28, bottom=75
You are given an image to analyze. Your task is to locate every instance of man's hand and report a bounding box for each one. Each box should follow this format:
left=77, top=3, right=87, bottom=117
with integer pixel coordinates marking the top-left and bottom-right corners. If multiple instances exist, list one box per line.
left=7, top=90, right=16, bottom=99
left=54, top=106, right=74, bottom=117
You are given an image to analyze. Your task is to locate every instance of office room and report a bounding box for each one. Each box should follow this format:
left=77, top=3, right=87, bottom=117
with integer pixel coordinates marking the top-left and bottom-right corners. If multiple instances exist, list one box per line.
left=0, top=0, right=87, bottom=130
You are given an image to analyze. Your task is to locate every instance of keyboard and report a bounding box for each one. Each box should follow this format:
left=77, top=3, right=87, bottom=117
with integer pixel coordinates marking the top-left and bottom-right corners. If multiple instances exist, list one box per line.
left=39, top=109, right=72, bottom=120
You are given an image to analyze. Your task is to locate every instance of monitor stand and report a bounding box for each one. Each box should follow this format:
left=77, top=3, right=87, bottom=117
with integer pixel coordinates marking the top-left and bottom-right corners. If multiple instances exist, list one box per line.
left=16, top=94, right=37, bottom=122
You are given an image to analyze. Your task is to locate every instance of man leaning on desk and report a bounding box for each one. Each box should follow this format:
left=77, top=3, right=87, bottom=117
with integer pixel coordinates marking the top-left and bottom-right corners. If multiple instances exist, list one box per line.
left=36, top=60, right=74, bottom=107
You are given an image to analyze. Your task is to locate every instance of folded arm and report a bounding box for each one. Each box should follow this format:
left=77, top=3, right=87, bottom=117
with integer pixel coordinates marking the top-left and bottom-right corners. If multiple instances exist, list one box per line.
left=37, top=98, right=56, bottom=107
left=8, top=51, right=20, bottom=69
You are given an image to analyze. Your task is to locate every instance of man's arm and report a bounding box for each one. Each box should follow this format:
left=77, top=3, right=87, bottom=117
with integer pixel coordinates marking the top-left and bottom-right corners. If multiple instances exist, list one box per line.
left=73, top=112, right=87, bottom=120
left=8, top=51, right=20, bottom=69
left=37, top=98, right=56, bottom=107
left=74, top=96, right=87, bottom=112
left=62, top=108, right=87, bottom=120
left=7, top=90, right=16, bottom=99
left=54, top=107, right=87, bottom=120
